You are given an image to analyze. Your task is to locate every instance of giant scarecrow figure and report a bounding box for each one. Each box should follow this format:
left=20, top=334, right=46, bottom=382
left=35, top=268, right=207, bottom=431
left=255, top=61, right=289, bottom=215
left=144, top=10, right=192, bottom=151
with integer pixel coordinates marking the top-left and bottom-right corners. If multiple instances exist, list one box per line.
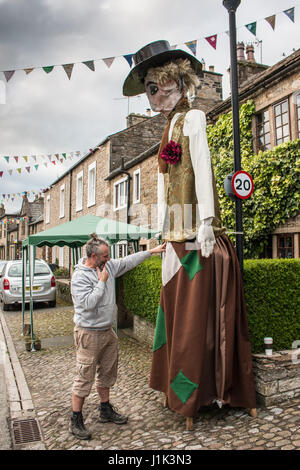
left=123, top=41, right=256, bottom=423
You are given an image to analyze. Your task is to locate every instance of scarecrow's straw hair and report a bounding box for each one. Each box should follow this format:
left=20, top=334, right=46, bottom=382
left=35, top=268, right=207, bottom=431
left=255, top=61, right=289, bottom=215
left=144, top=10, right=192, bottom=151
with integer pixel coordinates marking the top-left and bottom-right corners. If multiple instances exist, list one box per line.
left=145, top=59, right=200, bottom=95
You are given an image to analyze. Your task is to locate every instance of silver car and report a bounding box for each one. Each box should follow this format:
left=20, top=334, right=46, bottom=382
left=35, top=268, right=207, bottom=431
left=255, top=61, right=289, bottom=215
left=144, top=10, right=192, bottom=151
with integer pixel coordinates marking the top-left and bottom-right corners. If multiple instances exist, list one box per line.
left=0, top=259, right=56, bottom=310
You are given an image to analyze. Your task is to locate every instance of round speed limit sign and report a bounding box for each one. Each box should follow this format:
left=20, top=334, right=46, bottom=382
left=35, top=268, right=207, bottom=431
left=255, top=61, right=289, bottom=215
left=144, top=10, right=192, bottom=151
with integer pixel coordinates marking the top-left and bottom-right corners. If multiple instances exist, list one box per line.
left=232, top=171, right=254, bottom=199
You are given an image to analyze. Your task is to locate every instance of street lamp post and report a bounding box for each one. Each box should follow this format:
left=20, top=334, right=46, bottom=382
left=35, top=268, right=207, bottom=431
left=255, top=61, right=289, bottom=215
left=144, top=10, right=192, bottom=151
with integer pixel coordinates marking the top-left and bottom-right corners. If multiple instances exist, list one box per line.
left=223, top=0, right=244, bottom=276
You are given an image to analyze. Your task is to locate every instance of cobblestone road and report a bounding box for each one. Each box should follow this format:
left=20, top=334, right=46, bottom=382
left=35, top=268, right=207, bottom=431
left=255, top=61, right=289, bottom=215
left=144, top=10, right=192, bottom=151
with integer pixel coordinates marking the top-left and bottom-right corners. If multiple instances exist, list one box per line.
left=4, top=304, right=300, bottom=451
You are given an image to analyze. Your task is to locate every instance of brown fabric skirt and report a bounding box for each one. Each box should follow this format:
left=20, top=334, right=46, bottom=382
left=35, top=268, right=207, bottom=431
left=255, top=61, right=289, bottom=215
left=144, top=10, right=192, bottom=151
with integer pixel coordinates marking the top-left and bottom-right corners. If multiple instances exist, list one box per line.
left=149, top=234, right=256, bottom=418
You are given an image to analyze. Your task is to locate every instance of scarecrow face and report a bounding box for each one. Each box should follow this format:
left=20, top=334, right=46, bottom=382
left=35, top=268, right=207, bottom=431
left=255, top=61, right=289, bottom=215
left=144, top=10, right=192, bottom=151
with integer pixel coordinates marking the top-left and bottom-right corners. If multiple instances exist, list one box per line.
left=145, top=77, right=182, bottom=114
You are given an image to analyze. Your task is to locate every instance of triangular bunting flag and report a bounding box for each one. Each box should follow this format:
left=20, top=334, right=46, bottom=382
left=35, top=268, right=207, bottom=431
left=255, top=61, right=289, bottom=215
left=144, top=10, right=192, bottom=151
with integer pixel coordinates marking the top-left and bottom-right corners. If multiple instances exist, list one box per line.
left=43, top=66, right=54, bottom=74
left=34, top=164, right=39, bottom=170
left=31, top=155, right=37, bottom=161
left=225, top=30, right=230, bottom=36
left=24, top=68, right=34, bottom=75
left=23, top=156, right=28, bottom=162
left=48, top=155, right=52, bottom=162
left=55, top=153, right=60, bottom=160
left=4, top=71, right=15, bottom=82
left=14, top=156, right=18, bottom=163
left=82, top=60, right=95, bottom=71
left=52, top=161, right=56, bottom=165
left=11, top=198, right=14, bottom=202
left=4, top=156, right=9, bottom=163
left=185, top=40, right=197, bottom=56
left=17, top=168, right=21, bottom=174
left=8, top=170, right=12, bottom=175
left=245, top=21, right=257, bottom=36
left=284, top=7, right=295, bottom=22
left=0, top=172, right=3, bottom=178
left=171, top=45, right=177, bottom=49
left=205, top=35, right=217, bottom=50
left=103, top=57, right=115, bottom=68
left=62, top=63, right=74, bottom=80
left=124, top=54, right=133, bottom=67
left=62, top=153, right=66, bottom=159
left=25, top=167, right=30, bottom=173
left=44, top=162, right=48, bottom=167
left=265, top=14, right=276, bottom=30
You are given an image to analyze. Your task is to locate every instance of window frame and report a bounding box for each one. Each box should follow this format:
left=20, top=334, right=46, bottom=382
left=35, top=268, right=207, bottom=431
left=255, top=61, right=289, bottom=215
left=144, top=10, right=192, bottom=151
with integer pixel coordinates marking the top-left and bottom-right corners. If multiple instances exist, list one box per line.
left=256, top=108, right=271, bottom=151
left=133, top=168, right=141, bottom=204
left=76, top=170, right=83, bottom=212
left=273, top=98, right=290, bottom=146
left=46, top=195, right=50, bottom=224
left=277, top=234, right=294, bottom=259
left=113, top=176, right=128, bottom=211
left=87, top=161, right=96, bottom=208
left=59, top=184, right=65, bottom=219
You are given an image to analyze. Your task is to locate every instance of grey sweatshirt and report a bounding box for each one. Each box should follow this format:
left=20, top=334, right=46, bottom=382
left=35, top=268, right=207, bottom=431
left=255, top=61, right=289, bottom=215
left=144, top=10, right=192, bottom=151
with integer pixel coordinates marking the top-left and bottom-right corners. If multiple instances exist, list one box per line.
left=71, top=250, right=151, bottom=329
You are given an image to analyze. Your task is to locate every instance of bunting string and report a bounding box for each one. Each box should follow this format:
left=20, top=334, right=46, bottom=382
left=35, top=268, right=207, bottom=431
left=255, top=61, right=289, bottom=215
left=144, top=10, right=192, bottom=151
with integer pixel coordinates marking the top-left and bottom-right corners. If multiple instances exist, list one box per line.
left=1, top=5, right=298, bottom=82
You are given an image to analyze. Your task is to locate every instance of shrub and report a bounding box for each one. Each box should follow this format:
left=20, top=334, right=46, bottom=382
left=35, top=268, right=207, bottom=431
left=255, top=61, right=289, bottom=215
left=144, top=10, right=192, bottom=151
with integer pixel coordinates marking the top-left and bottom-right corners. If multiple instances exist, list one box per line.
left=53, top=267, right=69, bottom=278
left=122, top=257, right=300, bottom=354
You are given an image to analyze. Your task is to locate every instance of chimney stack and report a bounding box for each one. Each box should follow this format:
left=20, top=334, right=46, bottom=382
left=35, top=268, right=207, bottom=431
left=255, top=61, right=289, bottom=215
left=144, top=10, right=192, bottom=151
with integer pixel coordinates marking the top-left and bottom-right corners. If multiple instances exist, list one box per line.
left=246, top=44, right=256, bottom=63
left=237, top=42, right=245, bottom=61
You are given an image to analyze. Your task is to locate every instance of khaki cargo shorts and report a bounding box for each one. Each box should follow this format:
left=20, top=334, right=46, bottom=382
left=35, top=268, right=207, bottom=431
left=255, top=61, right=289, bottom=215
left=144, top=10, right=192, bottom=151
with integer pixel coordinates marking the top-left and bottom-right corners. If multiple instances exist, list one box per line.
left=72, top=325, right=118, bottom=398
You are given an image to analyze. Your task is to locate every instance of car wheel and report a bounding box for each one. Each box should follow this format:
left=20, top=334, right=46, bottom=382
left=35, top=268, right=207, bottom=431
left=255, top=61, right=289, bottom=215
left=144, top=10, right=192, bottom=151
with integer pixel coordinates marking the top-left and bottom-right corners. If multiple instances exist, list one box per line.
left=49, top=300, right=56, bottom=308
left=3, top=303, right=10, bottom=311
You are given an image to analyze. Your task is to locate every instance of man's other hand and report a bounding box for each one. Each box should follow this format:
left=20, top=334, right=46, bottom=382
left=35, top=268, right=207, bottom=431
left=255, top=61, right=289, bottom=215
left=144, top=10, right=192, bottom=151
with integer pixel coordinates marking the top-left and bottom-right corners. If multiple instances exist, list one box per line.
left=97, top=265, right=109, bottom=282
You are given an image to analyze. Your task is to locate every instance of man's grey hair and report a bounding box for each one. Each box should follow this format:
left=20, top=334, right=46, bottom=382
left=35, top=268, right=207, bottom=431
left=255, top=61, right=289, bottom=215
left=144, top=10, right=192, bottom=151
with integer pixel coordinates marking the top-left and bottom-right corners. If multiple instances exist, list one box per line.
left=86, top=233, right=109, bottom=257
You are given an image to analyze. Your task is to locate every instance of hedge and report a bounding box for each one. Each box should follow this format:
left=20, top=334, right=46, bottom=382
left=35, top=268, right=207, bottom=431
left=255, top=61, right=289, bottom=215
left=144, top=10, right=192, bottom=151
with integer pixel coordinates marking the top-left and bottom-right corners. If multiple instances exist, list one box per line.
left=122, top=257, right=300, bottom=354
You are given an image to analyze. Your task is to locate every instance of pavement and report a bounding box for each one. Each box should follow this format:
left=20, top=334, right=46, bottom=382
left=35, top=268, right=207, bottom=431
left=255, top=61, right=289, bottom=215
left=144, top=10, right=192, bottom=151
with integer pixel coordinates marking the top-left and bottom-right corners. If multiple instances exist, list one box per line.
left=0, top=301, right=299, bottom=452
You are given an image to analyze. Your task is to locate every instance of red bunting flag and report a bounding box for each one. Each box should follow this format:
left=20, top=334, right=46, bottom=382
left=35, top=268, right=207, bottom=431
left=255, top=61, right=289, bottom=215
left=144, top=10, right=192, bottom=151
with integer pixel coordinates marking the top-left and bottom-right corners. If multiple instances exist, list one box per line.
left=205, top=35, right=217, bottom=50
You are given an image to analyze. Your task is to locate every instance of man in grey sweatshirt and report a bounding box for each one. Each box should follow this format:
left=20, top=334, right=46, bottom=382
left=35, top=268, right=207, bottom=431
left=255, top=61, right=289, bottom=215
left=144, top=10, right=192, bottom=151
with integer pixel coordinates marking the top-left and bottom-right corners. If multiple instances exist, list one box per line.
left=69, top=233, right=166, bottom=440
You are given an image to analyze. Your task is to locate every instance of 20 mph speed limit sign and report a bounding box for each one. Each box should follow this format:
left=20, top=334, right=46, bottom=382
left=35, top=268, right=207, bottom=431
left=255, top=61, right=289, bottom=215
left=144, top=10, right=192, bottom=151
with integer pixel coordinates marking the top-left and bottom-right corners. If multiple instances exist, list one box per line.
left=232, top=171, right=254, bottom=199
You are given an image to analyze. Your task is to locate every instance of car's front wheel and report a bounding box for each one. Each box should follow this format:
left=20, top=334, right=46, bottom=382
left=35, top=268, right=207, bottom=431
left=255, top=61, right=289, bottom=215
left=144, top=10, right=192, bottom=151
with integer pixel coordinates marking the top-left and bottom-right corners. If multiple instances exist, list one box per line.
left=48, top=300, right=56, bottom=308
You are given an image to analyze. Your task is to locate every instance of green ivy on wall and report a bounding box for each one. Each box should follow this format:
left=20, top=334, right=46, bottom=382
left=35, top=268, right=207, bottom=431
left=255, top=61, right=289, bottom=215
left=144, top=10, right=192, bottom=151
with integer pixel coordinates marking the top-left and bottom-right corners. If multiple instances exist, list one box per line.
left=207, top=100, right=300, bottom=258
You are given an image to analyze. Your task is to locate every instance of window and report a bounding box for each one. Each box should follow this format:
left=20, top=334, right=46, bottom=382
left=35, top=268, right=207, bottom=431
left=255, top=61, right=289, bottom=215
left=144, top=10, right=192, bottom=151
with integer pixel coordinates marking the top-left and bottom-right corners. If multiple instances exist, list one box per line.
left=274, top=100, right=290, bottom=145
left=76, top=171, right=83, bottom=212
left=87, top=162, right=96, bottom=207
left=256, top=109, right=271, bottom=151
left=277, top=234, right=294, bottom=259
left=115, top=241, right=128, bottom=258
left=46, top=195, right=50, bottom=224
left=114, top=177, right=128, bottom=210
left=60, top=184, right=65, bottom=218
left=296, top=93, right=300, bottom=139
left=59, top=246, right=64, bottom=267
left=133, top=169, right=141, bottom=203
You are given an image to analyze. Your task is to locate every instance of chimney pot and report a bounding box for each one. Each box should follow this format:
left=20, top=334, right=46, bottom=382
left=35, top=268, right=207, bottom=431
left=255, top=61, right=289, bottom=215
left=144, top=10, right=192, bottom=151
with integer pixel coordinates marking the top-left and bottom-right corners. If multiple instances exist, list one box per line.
left=209, top=65, right=214, bottom=72
left=237, top=42, right=245, bottom=61
left=246, top=44, right=256, bottom=63
left=146, top=108, right=151, bottom=117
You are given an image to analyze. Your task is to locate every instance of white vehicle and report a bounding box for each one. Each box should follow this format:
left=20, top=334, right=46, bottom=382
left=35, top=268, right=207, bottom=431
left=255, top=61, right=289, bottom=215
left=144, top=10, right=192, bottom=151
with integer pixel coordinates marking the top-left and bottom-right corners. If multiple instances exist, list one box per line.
left=0, top=259, right=56, bottom=311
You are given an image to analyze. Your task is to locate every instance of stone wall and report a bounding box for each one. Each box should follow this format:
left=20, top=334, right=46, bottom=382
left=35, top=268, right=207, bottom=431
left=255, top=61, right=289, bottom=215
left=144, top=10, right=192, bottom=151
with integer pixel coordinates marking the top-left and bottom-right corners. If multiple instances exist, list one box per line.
left=252, top=351, right=300, bottom=406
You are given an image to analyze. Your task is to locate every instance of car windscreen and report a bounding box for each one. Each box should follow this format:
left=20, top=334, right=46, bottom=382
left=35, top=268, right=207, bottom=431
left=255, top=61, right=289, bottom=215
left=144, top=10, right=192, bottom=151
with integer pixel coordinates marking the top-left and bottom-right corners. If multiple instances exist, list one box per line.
left=7, top=263, right=51, bottom=277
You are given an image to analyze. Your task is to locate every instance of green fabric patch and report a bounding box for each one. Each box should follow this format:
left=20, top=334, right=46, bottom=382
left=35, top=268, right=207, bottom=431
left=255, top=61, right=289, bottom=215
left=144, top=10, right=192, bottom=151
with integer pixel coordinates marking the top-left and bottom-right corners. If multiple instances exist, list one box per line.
left=180, top=250, right=203, bottom=280
left=153, top=305, right=167, bottom=352
left=170, top=370, right=199, bottom=404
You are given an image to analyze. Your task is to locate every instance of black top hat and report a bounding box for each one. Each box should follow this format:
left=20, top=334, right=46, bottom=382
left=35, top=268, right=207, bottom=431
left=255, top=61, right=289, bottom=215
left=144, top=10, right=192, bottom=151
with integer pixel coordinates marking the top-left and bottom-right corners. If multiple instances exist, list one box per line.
left=123, top=40, right=203, bottom=97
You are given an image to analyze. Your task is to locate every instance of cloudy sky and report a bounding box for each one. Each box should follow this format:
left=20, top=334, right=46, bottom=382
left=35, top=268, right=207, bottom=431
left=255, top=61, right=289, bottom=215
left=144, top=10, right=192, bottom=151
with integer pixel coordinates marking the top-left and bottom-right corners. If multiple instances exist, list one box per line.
left=0, top=0, right=299, bottom=213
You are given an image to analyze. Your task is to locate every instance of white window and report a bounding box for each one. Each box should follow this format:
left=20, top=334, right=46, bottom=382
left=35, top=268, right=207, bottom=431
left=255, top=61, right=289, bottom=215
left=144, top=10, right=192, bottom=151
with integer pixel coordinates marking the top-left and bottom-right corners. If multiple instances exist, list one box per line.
left=46, top=195, right=50, bottom=224
left=115, top=241, right=128, bottom=258
left=59, top=184, right=65, bottom=218
left=76, top=171, right=83, bottom=212
left=87, top=162, right=96, bottom=207
left=133, top=168, right=141, bottom=203
left=59, top=246, right=64, bottom=267
left=113, top=177, right=128, bottom=211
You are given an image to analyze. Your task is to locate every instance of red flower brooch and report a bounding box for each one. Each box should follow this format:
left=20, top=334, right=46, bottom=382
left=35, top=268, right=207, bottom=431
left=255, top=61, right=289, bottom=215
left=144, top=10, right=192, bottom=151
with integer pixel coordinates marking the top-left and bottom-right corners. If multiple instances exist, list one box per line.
left=160, top=140, right=182, bottom=165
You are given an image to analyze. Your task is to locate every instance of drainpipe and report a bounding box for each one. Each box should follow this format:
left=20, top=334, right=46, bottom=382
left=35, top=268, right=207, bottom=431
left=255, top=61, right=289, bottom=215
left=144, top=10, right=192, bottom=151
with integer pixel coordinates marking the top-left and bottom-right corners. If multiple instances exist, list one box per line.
left=68, top=170, right=72, bottom=277
left=120, top=157, right=131, bottom=226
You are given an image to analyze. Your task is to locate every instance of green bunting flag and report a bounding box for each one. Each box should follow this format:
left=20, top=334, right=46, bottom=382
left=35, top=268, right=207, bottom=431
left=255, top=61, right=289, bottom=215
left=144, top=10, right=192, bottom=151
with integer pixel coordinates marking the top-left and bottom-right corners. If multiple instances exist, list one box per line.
left=43, top=66, right=54, bottom=74
left=245, top=21, right=257, bottom=36
left=82, top=60, right=95, bottom=71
